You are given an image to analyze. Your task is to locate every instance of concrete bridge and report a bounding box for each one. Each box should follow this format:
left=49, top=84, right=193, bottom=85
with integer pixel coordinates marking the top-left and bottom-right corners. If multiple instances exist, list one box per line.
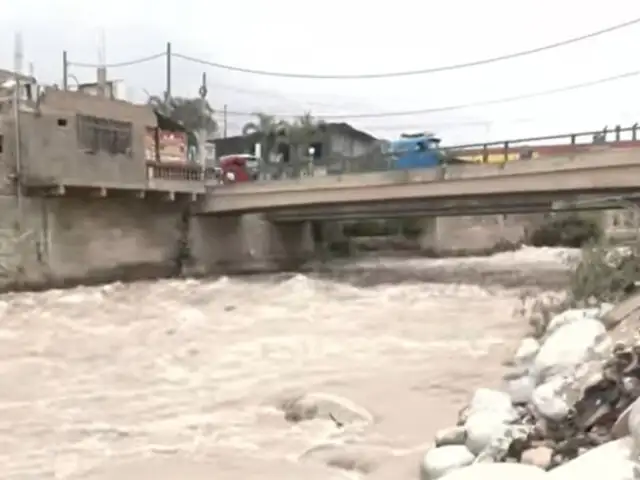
left=184, top=149, right=640, bottom=275
left=201, top=150, right=640, bottom=221
left=3, top=85, right=640, bottom=290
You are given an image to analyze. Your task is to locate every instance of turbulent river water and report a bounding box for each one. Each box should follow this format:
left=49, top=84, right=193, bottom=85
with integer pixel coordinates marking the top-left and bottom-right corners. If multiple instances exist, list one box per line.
left=0, top=247, right=578, bottom=480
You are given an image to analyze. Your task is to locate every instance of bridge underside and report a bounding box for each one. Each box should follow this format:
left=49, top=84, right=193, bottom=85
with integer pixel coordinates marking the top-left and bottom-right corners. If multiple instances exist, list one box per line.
left=204, top=190, right=640, bottom=223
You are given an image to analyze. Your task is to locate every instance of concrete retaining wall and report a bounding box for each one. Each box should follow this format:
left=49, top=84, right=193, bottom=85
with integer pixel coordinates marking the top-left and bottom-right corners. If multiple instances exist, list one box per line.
left=0, top=194, right=187, bottom=291
left=419, top=214, right=547, bottom=253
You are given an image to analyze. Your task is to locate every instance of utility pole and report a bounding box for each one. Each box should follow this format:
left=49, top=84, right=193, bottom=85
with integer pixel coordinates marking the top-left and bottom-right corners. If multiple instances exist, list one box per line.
left=97, top=30, right=107, bottom=98
left=12, top=32, right=24, bottom=235
left=223, top=104, right=228, bottom=138
left=165, top=42, right=172, bottom=100
left=197, top=71, right=208, bottom=166
left=62, top=50, right=68, bottom=90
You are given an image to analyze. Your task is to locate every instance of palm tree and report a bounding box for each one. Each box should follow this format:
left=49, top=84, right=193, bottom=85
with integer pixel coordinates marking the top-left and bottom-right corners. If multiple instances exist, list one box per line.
left=295, top=111, right=316, bottom=129
left=147, top=95, right=218, bottom=135
left=242, top=112, right=289, bottom=137
left=292, top=111, right=327, bottom=140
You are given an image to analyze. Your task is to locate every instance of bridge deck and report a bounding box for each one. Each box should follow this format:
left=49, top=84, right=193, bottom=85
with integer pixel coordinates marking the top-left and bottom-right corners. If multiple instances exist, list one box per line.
left=200, top=150, right=640, bottom=220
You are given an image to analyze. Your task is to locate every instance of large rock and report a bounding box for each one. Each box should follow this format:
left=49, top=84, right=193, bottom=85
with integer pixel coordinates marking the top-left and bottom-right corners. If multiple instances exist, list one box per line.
left=520, top=446, right=553, bottom=470
left=278, top=392, right=373, bottom=425
left=513, top=337, right=540, bottom=365
left=612, top=395, right=640, bottom=442
left=437, top=462, right=546, bottom=480
left=419, top=445, right=475, bottom=480
left=533, top=318, right=611, bottom=384
left=434, top=426, right=466, bottom=447
left=603, top=292, right=640, bottom=330
left=544, top=308, right=600, bottom=337
left=628, top=395, right=640, bottom=450
left=531, top=375, right=571, bottom=421
left=465, top=411, right=511, bottom=455
left=503, top=369, right=536, bottom=404
left=547, top=437, right=635, bottom=480
left=463, top=388, right=518, bottom=455
left=467, top=388, right=516, bottom=419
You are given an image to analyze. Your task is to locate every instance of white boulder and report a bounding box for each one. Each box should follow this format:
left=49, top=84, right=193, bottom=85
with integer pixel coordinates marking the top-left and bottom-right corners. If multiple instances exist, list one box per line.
left=419, top=445, right=475, bottom=480
left=533, top=318, right=611, bottom=384
left=628, top=396, right=640, bottom=450
left=438, top=462, right=546, bottom=480
left=467, top=388, right=516, bottom=419
left=544, top=308, right=600, bottom=337
left=547, top=437, right=635, bottom=480
left=513, top=337, right=540, bottom=365
left=531, top=375, right=572, bottom=421
left=463, top=388, right=518, bottom=455
left=279, top=392, right=373, bottom=425
left=464, top=411, right=511, bottom=455
left=434, top=426, right=466, bottom=446
left=503, top=370, right=536, bottom=404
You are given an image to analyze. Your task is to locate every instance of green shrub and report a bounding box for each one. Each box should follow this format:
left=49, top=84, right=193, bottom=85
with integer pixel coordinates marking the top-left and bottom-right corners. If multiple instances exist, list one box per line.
left=528, top=214, right=603, bottom=248
left=522, top=239, right=640, bottom=338
left=568, top=242, right=640, bottom=305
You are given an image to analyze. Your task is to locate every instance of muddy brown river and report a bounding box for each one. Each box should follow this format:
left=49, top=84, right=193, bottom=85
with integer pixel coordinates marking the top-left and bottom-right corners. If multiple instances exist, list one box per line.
left=0, top=247, right=576, bottom=479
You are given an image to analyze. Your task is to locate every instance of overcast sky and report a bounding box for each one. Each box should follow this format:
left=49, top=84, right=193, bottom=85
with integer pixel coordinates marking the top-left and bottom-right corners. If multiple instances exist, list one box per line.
left=2, top=0, right=640, bottom=144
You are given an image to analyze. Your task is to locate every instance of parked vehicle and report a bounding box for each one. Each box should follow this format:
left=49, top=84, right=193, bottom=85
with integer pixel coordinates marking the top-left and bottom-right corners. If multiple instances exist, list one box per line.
left=218, top=154, right=260, bottom=184
left=388, top=132, right=471, bottom=169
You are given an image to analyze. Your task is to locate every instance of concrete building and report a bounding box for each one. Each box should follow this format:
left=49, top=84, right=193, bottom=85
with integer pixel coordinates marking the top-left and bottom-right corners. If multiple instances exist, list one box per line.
left=212, top=122, right=379, bottom=175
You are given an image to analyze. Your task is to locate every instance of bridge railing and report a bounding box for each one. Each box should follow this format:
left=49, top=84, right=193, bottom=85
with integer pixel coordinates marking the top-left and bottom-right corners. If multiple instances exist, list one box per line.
left=443, top=124, right=640, bottom=162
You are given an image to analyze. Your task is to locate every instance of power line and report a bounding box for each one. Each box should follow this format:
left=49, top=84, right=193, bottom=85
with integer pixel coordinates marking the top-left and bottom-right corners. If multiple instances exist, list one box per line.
left=216, top=67, right=640, bottom=119
left=172, top=17, right=640, bottom=79
left=68, top=52, right=165, bottom=68
left=62, top=16, right=640, bottom=75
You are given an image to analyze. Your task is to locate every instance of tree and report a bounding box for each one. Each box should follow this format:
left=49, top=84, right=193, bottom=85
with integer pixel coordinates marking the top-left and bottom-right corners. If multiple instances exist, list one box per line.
left=147, top=95, right=218, bottom=134
left=295, top=111, right=316, bottom=129
left=242, top=112, right=289, bottom=137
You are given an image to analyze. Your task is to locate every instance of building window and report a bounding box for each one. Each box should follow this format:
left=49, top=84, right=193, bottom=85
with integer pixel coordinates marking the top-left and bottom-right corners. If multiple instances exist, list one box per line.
left=76, top=114, right=133, bottom=156
left=0, top=134, right=3, bottom=154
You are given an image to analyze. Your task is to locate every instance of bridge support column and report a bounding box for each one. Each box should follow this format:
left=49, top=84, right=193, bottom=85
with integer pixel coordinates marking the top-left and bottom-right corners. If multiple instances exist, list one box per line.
left=417, top=217, right=441, bottom=251
left=188, top=213, right=315, bottom=274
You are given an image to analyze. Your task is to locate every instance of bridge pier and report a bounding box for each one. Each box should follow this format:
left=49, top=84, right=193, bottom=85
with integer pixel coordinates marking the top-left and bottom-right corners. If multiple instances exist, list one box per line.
left=188, top=213, right=315, bottom=274
left=417, top=217, right=441, bottom=251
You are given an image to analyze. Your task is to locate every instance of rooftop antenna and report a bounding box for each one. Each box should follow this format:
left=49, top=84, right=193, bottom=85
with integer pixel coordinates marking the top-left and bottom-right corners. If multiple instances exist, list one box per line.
left=96, top=28, right=108, bottom=97
left=14, top=31, right=23, bottom=75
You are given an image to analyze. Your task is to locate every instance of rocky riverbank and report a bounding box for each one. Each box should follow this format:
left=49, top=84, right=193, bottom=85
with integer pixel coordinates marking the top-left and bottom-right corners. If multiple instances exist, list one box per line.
left=418, top=290, right=640, bottom=480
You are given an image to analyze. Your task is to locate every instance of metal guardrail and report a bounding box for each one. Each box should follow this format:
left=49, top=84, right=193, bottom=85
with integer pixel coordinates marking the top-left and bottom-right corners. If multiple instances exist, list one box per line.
left=443, top=124, right=640, bottom=162
left=147, top=124, right=640, bottom=184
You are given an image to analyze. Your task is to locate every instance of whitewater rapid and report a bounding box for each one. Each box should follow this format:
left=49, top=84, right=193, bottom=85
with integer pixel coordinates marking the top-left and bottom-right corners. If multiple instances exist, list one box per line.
left=0, top=247, right=576, bottom=479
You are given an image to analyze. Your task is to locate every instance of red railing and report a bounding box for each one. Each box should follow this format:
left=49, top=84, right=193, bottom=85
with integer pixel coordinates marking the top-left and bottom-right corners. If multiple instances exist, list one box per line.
left=444, top=124, right=640, bottom=162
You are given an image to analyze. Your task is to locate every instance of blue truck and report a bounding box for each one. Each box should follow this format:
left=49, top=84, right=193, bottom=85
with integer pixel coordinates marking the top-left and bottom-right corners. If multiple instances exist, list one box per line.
left=388, top=132, right=467, bottom=169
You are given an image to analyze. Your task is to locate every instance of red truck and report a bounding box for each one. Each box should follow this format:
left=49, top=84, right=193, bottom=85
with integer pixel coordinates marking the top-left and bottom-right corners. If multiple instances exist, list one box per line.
left=217, top=154, right=260, bottom=184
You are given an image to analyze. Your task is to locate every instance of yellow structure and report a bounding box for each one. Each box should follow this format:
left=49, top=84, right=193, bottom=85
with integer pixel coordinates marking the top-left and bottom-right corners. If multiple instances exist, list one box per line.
left=457, top=151, right=540, bottom=164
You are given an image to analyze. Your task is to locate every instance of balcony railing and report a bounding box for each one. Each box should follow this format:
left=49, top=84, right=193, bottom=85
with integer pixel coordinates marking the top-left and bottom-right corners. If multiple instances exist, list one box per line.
left=146, top=162, right=218, bottom=182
